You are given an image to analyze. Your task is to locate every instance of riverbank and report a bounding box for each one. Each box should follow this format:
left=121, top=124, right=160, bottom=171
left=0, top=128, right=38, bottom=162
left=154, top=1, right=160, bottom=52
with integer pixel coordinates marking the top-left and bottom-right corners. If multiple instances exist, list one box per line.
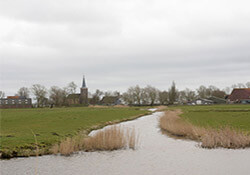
left=160, top=108, right=250, bottom=148
left=0, top=107, right=151, bottom=159
left=1, top=111, right=250, bottom=175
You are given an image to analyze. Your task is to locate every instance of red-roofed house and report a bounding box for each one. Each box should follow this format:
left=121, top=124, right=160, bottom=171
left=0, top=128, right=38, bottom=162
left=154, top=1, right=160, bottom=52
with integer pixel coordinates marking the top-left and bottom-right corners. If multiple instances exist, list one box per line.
left=227, top=88, right=250, bottom=104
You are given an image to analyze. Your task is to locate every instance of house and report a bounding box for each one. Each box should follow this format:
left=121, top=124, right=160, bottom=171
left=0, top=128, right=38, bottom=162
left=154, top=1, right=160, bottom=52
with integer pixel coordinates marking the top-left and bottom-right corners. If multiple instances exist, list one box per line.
left=66, top=76, right=88, bottom=105
left=100, top=96, right=121, bottom=106
left=0, top=96, right=32, bottom=109
left=207, top=96, right=227, bottom=104
left=189, top=98, right=214, bottom=105
left=227, top=88, right=250, bottom=104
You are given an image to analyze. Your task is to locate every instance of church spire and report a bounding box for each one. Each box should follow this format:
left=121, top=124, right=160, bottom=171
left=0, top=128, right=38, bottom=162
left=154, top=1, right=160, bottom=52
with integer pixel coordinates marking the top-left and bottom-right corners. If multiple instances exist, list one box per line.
left=82, top=75, right=86, bottom=88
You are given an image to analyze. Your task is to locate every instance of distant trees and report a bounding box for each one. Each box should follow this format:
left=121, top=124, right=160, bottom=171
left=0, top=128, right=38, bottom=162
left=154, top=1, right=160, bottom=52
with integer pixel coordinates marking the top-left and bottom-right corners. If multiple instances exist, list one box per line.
left=197, top=85, right=225, bottom=98
left=179, top=88, right=196, bottom=102
left=231, top=82, right=250, bottom=89
left=168, top=81, right=178, bottom=105
left=17, top=87, right=30, bottom=98
left=89, top=89, right=103, bottom=105
left=144, top=85, right=159, bottom=106
left=49, top=86, right=68, bottom=106
left=196, top=85, right=209, bottom=98
left=210, top=88, right=226, bottom=98
left=133, top=85, right=143, bottom=105
left=122, top=85, right=159, bottom=106
left=5, top=80, right=250, bottom=108
left=246, top=82, right=250, bottom=88
left=67, top=82, right=77, bottom=94
left=0, top=91, right=5, bottom=98
left=122, top=91, right=134, bottom=105
left=31, top=84, right=48, bottom=107
left=158, top=91, right=169, bottom=105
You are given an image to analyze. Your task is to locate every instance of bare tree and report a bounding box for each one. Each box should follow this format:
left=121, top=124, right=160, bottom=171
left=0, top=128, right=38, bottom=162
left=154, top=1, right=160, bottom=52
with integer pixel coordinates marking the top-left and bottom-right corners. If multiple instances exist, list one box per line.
left=90, top=89, right=103, bottom=105
left=133, top=85, right=143, bottom=105
left=104, top=91, right=113, bottom=96
left=223, top=87, right=232, bottom=95
left=232, top=83, right=246, bottom=88
left=179, top=88, right=196, bottom=103
left=246, top=82, right=250, bottom=88
left=67, top=82, right=77, bottom=94
left=211, top=89, right=226, bottom=98
left=197, top=85, right=213, bottom=98
left=113, top=91, right=121, bottom=97
left=169, top=81, right=178, bottom=105
left=158, top=90, right=169, bottom=105
left=122, top=85, right=143, bottom=105
left=197, top=85, right=225, bottom=98
left=122, top=92, right=134, bottom=105
left=17, top=87, right=30, bottom=98
left=49, top=86, right=69, bottom=106
left=31, top=84, right=48, bottom=107
left=143, top=85, right=159, bottom=106
left=0, top=91, right=5, bottom=98
left=141, top=88, right=149, bottom=105
left=237, top=83, right=246, bottom=88
left=197, top=85, right=207, bottom=98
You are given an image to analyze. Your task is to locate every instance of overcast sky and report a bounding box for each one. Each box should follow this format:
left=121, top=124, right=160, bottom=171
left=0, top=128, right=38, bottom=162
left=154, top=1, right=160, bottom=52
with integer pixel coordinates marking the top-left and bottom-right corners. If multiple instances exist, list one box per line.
left=1, top=0, right=250, bottom=95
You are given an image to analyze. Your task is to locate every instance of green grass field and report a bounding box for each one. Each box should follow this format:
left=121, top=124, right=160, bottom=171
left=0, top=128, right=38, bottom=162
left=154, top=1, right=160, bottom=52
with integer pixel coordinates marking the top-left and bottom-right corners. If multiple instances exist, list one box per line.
left=171, top=105, right=250, bottom=132
left=0, top=107, right=149, bottom=157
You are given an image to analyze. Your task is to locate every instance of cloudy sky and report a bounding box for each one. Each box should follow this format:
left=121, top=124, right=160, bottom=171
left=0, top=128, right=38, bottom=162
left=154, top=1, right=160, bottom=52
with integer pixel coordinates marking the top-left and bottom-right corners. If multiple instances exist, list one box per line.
left=1, top=0, right=250, bottom=95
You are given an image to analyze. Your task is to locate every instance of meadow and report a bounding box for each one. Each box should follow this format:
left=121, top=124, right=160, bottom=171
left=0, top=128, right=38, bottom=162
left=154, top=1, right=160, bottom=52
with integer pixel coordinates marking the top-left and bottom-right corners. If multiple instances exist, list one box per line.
left=0, top=106, right=149, bottom=158
left=161, top=105, right=250, bottom=148
left=174, top=105, right=250, bottom=132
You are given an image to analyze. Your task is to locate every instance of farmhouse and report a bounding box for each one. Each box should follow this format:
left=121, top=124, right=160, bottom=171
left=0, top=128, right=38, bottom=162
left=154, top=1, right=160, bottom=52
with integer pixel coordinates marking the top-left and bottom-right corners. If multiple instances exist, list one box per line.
left=0, top=96, right=32, bottom=109
left=100, top=96, right=121, bottom=106
left=227, top=88, right=250, bottom=104
left=207, top=96, right=227, bottom=104
left=67, top=76, right=88, bottom=105
left=189, top=98, right=214, bottom=105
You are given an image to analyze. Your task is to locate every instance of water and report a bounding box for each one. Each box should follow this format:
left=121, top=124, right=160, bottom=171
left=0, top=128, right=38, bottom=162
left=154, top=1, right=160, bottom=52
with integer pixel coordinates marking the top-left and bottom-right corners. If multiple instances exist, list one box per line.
left=1, top=112, right=250, bottom=175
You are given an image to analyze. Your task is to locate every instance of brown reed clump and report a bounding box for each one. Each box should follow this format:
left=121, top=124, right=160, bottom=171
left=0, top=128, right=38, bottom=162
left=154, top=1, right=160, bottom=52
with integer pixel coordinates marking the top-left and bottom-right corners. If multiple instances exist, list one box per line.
left=201, top=127, right=250, bottom=149
left=159, top=110, right=205, bottom=140
left=160, top=110, right=250, bottom=149
left=83, top=126, right=138, bottom=151
left=51, top=126, right=138, bottom=156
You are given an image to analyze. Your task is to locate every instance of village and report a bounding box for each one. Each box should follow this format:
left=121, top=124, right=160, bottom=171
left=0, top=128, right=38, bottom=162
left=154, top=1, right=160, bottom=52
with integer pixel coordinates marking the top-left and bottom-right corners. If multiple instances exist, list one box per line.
left=1, top=0, right=250, bottom=174
left=0, top=76, right=250, bottom=109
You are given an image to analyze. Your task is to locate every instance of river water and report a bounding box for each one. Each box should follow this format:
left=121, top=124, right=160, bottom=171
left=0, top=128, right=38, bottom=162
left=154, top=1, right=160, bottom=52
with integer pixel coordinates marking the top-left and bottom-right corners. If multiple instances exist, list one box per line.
left=1, top=111, right=250, bottom=175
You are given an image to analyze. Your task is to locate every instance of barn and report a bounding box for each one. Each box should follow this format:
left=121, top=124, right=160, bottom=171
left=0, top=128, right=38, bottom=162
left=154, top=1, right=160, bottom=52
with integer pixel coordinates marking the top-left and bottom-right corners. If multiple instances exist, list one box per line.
left=227, top=88, right=250, bottom=104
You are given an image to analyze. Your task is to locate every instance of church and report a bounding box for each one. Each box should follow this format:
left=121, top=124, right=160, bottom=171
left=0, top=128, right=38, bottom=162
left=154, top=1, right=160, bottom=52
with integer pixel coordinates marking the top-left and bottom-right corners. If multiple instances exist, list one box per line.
left=67, top=76, right=88, bottom=105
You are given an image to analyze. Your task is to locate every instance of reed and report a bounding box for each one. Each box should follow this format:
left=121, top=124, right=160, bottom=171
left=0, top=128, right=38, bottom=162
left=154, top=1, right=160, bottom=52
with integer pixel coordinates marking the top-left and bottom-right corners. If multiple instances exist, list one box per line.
left=160, top=110, right=250, bottom=149
left=51, top=126, right=138, bottom=155
left=201, top=127, right=250, bottom=149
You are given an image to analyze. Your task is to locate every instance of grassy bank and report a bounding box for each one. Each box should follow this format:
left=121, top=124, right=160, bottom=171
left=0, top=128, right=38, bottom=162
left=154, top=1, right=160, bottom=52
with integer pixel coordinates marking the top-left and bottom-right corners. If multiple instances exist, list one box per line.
left=170, top=105, right=250, bottom=132
left=0, top=106, right=150, bottom=158
left=160, top=105, right=250, bottom=148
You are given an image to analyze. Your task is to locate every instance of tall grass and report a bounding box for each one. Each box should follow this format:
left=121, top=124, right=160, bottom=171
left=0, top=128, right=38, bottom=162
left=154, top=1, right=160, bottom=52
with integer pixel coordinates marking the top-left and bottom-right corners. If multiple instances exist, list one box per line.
left=201, top=127, right=250, bottom=148
left=160, top=110, right=250, bottom=149
left=51, top=126, right=138, bottom=155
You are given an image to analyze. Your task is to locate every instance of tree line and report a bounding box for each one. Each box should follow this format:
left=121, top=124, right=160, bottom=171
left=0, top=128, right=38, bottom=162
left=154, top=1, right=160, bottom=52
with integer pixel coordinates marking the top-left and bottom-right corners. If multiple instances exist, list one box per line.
left=0, top=82, right=77, bottom=107
left=0, top=81, right=249, bottom=107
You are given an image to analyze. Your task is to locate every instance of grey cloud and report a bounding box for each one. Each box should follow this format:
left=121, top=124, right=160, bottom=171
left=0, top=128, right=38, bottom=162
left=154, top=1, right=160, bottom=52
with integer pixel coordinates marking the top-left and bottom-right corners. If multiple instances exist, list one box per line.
left=0, top=0, right=250, bottom=96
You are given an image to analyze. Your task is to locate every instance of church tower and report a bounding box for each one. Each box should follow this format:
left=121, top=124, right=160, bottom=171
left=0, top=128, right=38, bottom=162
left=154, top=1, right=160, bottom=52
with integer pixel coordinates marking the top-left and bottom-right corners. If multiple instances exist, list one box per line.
left=80, top=75, right=88, bottom=105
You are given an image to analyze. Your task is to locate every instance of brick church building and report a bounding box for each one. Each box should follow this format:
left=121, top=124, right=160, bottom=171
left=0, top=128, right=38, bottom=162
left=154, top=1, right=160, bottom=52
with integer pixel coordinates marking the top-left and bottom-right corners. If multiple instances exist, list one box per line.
left=67, top=76, right=88, bottom=105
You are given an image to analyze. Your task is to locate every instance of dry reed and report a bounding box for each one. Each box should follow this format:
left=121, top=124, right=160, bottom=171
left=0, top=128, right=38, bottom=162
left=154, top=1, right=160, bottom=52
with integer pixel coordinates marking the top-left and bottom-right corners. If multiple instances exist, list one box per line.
left=51, top=126, right=138, bottom=155
left=160, top=110, right=250, bottom=149
left=201, top=127, right=250, bottom=148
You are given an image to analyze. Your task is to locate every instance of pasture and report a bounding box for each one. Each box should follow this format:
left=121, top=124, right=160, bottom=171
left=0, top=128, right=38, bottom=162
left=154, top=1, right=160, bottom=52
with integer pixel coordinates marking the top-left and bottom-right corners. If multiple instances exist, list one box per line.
left=171, top=105, right=250, bottom=132
left=0, top=106, right=149, bottom=158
